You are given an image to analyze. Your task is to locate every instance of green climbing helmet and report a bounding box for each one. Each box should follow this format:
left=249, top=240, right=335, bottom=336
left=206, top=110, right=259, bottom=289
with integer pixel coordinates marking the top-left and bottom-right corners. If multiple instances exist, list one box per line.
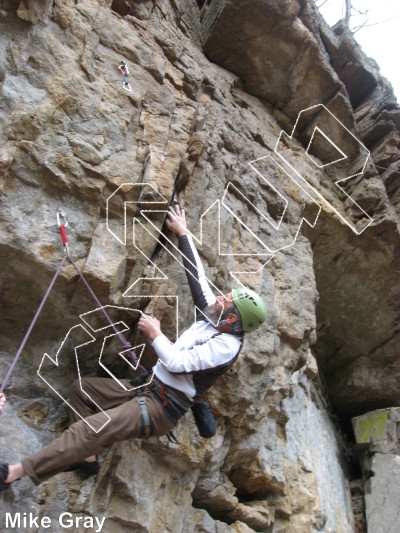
left=231, top=288, right=267, bottom=333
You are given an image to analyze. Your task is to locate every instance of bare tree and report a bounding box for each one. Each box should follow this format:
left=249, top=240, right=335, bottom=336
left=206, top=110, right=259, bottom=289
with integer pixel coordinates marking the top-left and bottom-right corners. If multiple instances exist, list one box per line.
left=342, top=0, right=372, bottom=33
left=315, top=0, right=373, bottom=34
left=315, top=0, right=330, bottom=7
left=344, top=0, right=352, bottom=26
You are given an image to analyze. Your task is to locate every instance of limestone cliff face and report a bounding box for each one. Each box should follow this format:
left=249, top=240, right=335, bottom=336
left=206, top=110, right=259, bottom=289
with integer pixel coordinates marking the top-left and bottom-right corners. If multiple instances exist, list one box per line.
left=0, top=1, right=399, bottom=532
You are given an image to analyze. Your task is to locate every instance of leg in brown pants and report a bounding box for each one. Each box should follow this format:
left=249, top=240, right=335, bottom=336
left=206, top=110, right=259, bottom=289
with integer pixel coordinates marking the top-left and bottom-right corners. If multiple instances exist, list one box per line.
left=21, top=377, right=174, bottom=485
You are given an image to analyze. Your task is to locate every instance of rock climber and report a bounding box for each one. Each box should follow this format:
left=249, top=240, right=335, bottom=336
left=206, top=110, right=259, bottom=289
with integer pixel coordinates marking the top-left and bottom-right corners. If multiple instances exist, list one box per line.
left=0, top=203, right=267, bottom=491
left=118, top=60, right=132, bottom=92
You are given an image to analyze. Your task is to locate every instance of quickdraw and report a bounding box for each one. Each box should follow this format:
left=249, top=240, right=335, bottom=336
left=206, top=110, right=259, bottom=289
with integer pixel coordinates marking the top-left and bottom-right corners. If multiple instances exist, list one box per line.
left=137, top=394, right=153, bottom=437
left=118, top=60, right=132, bottom=92
left=57, top=208, right=69, bottom=257
left=0, top=210, right=142, bottom=393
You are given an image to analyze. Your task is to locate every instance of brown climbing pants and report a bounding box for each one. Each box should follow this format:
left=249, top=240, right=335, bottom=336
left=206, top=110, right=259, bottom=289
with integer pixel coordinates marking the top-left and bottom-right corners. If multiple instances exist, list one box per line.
left=21, top=377, right=175, bottom=485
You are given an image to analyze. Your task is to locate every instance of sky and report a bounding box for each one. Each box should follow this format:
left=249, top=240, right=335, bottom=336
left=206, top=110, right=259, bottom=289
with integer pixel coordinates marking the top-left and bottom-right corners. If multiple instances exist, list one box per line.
left=316, top=0, right=400, bottom=101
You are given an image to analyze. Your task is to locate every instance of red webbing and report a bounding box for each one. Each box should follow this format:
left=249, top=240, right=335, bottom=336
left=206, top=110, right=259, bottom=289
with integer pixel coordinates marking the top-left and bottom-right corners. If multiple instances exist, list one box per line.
left=60, top=224, right=68, bottom=246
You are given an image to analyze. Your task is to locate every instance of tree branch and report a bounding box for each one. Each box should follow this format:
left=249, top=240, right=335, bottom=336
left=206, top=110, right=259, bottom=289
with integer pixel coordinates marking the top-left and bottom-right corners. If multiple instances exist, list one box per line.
left=344, top=0, right=352, bottom=26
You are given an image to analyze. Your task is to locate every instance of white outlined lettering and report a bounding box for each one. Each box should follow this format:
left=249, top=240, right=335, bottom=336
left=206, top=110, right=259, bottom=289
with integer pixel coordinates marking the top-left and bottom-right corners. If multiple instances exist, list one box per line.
left=39, top=104, right=373, bottom=431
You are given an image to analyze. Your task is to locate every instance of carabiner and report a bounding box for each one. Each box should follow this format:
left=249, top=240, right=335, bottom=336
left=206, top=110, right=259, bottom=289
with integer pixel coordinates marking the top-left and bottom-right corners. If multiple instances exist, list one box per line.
left=56, top=208, right=68, bottom=228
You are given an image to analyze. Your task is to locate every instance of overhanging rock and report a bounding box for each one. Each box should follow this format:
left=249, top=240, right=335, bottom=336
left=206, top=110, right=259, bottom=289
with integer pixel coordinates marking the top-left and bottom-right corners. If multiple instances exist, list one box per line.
left=201, top=0, right=346, bottom=122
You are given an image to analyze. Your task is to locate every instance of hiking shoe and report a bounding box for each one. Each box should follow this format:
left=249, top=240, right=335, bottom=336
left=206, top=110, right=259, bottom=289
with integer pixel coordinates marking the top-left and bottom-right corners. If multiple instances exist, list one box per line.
left=0, top=464, right=10, bottom=491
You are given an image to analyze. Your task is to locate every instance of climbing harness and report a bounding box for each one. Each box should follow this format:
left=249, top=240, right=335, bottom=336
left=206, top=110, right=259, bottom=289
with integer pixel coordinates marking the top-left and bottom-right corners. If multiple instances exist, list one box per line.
left=0, top=210, right=141, bottom=393
left=145, top=377, right=215, bottom=440
left=147, top=377, right=192, bottom=423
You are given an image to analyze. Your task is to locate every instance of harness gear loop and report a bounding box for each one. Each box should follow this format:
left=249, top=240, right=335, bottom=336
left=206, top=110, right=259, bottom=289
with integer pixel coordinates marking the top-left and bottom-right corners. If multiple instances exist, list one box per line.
left=136, top=394, right=153, bottom=436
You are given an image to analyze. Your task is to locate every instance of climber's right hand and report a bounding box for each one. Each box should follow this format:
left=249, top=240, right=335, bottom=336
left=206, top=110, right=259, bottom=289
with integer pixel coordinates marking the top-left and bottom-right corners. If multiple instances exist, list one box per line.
left=166, top=203, right=187, bottom=237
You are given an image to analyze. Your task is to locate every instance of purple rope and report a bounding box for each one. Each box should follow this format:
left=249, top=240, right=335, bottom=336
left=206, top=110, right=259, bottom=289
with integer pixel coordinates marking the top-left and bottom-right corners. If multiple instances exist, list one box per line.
left=0, top=255, right=67, bottom=393
left=68, top=256, right=141, bottom=368
left=1, top=252, right=143, bottom=394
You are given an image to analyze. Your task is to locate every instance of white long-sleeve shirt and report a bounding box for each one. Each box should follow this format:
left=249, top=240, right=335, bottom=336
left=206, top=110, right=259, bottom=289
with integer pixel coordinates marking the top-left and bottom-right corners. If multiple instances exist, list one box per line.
left=153, top=234, right=242, bottom=400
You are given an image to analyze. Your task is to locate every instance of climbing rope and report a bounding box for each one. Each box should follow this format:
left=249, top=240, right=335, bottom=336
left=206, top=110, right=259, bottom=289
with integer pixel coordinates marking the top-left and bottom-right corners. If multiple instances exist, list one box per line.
left=56, top=209, right=136, bottom=353
left=0, top=210, right=142, bottom=393
left=0, top=255, right=67, bottom=394
left=68, top=255, right=136, bottom=358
